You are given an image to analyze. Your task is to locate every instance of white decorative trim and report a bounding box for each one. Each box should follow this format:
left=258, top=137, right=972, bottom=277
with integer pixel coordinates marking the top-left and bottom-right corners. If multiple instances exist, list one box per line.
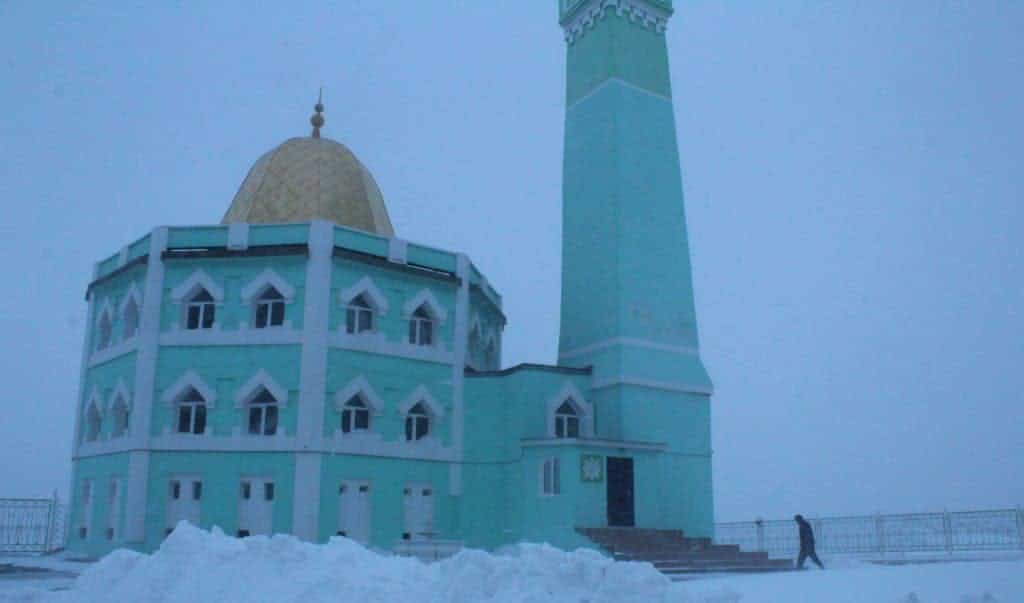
left=118, top=282, right=143, bottom=316
left=327, top=333, right=453, bottom=365
left=94, top=299, right=114, bottom=340
left=521, top=437, right=667, bottom=452
left=546, top=382, right=594, bottom=438
left=566, top=76, right=673, bottom=112
left=88, top=338, right=138, bottom=368
left=227, top=223, right=249, bottom=250
left=402, top=289, right=447, bottom=324
left=559, top=336, right=698, bottom=361
left=159, top=328, right=302, bottom=347
left=161, top=370, right=217, bottom=407
left=240, top=268, right=296, bottom=303
left=333, top=376, right=385, bottom=415
left=399, top=385, right=445, bottom=419
left=84, top=387, right=104, bottom=418
left=233, top=369, right=289, bottom=408
left=170, top=269, right=224, bottom=303
left=562, top=0, right=670, bottom=45
left=590, top=375, right=713, bottom=396
left=117, top=245, right=129, bottom=268
left=339, top=276, right=388, bottom=315
left=388, top=238, right=408, bottom=264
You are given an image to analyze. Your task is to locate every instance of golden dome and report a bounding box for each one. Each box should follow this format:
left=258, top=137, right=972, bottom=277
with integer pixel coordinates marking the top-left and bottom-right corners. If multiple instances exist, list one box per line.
left=222, top=136, right=394, bottom=236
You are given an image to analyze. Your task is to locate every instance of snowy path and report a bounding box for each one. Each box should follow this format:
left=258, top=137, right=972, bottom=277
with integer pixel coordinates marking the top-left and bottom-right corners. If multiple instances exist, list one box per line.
left=0, top=525, right=1021, bottom=602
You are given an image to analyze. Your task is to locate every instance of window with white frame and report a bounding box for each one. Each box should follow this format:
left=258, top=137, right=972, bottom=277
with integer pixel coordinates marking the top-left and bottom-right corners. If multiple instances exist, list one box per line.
left=97, top=311, right=113, bottom=350
left=253, top=287, right=285, bottom=328
left=185, top=289, right=216, bottom=330
left=404, top=402, right=430, bottom=441
left=341, top=395, right=370, bottom=433
left=247, top=388, right=279, bottom=436
left=84, top=403, right=102, bottom=442
left=111, top=395, right=130, bottom=438
left=345, top=294, right=375, bottom=334
left=408, top=306, right=434, bottom=346
left=540, top=457, right=560, bottom=496
left=176, top=387, right=207, bottom=434
left=554, top=401, right=580, bottom=439
left=122, top=297, right=139, bottom=339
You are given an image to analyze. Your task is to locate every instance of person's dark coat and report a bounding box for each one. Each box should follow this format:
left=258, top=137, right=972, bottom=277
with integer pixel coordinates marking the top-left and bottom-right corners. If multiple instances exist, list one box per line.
left=795, top=515, right=815, bottom=550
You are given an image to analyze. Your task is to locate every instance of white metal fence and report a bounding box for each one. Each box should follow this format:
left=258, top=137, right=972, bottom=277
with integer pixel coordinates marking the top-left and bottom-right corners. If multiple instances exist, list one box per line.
left=715, top=508, right=1024, bottom=558
left=0, top=496, right=67, bottom=554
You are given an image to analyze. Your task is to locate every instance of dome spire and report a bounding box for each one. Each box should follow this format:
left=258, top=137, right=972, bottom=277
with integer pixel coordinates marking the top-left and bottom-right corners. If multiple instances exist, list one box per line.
left=310, top=88, right=325, bottom=138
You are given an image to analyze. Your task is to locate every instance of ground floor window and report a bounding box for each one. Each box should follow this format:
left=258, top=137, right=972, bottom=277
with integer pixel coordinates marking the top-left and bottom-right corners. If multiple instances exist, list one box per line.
left=540, top=457, right=560, bottom=496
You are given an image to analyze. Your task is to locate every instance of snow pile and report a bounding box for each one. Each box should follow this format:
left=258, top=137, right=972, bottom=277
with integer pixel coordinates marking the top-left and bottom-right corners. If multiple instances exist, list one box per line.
left=36, top=522, right=686, bottom=603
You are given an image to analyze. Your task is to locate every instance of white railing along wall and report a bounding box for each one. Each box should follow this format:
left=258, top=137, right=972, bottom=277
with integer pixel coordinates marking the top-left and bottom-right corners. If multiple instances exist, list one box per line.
left=0, top=496, right=67, bottom=554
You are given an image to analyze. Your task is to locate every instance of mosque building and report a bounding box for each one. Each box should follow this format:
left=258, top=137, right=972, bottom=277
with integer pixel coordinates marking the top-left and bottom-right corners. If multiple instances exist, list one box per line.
left=68, top=0, right=714, bottom=558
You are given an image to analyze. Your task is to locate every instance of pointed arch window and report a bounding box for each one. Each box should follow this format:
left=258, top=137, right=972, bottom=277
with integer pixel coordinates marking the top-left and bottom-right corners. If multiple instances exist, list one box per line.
left=96, top=312, right=113, bottom=350
left=247, top=388, right=279, bottom=436
left=84, top=403, right=102, bottom=442
left=408, top=306, right=434, bottom=346
left=404, top=403, right=431, bottom=441
left=554, top=401, right=580, bottom=439
left=111, top=395, right=130, bottom=438
left=340, top=395, right=370, bottom=434
left=176, top=387, right=207, bottom=434
left=122, top=296, right=139, bottom=339
left=185, top=289, right=216, bottom=330
left=345, top=294, right=375, bottom=334
left=253, top=287, right=285, bottom=329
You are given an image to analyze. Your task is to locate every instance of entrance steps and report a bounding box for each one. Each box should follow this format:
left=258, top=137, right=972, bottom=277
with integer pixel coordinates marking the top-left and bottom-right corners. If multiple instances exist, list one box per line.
left=576, top=527, right=792, bottom=576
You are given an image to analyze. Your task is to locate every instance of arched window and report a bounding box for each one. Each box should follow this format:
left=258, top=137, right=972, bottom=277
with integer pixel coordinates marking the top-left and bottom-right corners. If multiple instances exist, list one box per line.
left=253, top=287, right=285, bottom=329
left=408, top=306, right=434, bottom=346
left=84, top=403, right=102, bottom=442
left=185, top=289, right=216, bottom=330
left=97, top=311, right=113, bottom=350
left=404, top=402, right=430, bottom=441
left=345, top=294, right=375, bottom=334
left=122, top=297, right=139, bottom=339
left=340, top=395, right=370, bottom=433
left=247, top=388, right=278, bottom=436
left=554, top=401, right=580, bottom=439
left=111, top=396, right=130, bottom=438
left=176, top=387, right=207, bottom=434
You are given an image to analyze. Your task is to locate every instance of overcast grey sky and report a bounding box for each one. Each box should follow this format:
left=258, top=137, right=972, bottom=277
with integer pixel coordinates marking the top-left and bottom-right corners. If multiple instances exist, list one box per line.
left=0, top=2, right=1021, bottom=522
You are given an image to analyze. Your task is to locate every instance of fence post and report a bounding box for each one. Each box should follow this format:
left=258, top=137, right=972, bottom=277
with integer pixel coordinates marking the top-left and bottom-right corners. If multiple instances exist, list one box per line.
left=1016, top=506, right=1023, bottom=551
left=943, top=510, right=953, bottom=555
left=875, top=513, right=885, bottom=558
left=755, top=518, right=764, bottom=552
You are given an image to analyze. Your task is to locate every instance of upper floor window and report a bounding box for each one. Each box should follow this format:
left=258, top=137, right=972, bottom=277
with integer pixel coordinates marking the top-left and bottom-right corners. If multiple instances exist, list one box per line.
left=176, top=387, right=207, bottom=435
left=345, top=295, right=375, bottom=334
left=404, top=402, right=431, bottom=441
left=554, top=401, right=580, bottom=439
left=408, top=306, right=434, bottom=346
left=341, top=395, right=370, bottom=433
left=111, top=395, right=130, bottom=438
left=247, top=388, right=279, bottom=436
left=96, top=311, right=113, bottom=350
left=122, top=297, right=139, bottom=339
left=185, top=289, right=216, bottom=330
left=84, top=403, right=102, bottom=442
left=253, top=287, right=285, bottom=329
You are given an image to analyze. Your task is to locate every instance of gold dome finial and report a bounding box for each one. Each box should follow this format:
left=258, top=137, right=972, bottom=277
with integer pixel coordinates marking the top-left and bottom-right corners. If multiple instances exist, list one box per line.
left=310, top=88, right=325, bottom=138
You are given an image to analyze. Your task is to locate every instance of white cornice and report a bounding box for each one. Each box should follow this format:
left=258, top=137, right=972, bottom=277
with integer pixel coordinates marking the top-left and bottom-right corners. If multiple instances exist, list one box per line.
left=562, top=0, right=671, bottom=45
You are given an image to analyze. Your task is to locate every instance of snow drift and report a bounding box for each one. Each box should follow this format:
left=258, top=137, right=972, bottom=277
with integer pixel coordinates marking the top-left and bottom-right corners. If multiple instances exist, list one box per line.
left=43, top=522, right=686, bottom=603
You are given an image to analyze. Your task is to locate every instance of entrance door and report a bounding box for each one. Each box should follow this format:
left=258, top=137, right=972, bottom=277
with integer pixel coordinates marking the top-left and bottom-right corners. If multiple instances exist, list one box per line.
left=238, top=478, right=274, bottom=537
left=166, top=477, right=202, bottom=535
left=337, top=481, right=371, bottom=544
left=606, top=457, right=635, bottom=527
left=402, top=484, right=434, bottom=541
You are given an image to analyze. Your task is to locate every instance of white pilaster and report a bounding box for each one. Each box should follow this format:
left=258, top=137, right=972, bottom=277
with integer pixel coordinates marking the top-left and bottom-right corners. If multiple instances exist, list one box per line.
left=292, top=220, right=332, bottom=540
left=448, top=254, right=471, bottom=496
left=124, top=227, right=168, bottom=544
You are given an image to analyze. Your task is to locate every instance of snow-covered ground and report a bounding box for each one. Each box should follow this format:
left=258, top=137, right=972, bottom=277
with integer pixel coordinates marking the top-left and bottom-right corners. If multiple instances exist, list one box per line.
left=1, top=523, right=1021, bottom=602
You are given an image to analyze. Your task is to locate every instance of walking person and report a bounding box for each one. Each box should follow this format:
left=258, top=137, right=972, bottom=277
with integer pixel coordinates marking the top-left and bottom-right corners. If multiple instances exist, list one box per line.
left=794, top=514, right=825, bottom=569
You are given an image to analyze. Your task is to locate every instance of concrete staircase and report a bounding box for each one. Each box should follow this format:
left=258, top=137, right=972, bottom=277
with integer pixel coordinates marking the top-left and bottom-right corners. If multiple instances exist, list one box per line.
left=577, top=527, right=793, bottom=577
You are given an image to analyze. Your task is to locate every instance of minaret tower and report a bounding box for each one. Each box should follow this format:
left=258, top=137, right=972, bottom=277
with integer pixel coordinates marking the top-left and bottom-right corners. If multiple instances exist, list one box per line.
left=557, top=0, right=714, bottom=533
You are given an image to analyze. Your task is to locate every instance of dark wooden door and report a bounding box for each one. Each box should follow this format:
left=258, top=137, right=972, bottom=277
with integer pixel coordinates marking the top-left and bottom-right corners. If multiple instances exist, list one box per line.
left=606, top=457, right=635, bottom=527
